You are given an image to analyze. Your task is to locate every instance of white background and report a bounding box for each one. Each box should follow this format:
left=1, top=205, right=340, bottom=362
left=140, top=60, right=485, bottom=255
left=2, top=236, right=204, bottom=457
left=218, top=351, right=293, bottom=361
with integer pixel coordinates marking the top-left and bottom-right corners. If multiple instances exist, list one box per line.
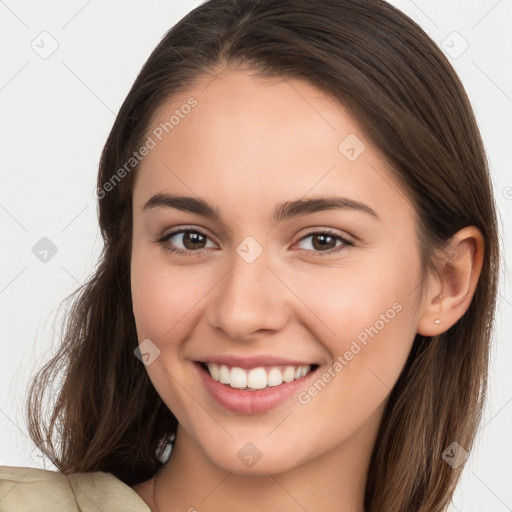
left=1, top=1, right=511, bottom=510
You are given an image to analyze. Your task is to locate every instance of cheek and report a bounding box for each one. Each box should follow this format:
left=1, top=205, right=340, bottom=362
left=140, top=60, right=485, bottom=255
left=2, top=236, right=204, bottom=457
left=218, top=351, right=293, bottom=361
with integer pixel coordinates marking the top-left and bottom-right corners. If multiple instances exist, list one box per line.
left=287, top=266, right=418, bottom=443
left=131, top=248, right=207, bottom=341
left=287, top=253, right=420, bottom=390
left=130, top=249, right=208, bottom=419
left=289, top=261, right=415, bottom=341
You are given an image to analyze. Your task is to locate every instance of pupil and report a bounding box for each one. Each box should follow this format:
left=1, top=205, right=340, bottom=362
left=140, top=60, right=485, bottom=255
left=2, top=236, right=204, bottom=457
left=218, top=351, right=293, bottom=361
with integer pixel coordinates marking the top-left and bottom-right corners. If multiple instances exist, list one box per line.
left=184, top=232, right=206, bottom=250
left=313, top=234, right=335, bottom=251
left=180, top=232, right=336, bottom=251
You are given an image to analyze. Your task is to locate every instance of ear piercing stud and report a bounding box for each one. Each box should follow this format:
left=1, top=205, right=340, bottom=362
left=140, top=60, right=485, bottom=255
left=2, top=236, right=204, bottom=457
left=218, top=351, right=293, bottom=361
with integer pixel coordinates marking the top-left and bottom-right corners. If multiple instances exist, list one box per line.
left=435, top=294, right=443, bottom=324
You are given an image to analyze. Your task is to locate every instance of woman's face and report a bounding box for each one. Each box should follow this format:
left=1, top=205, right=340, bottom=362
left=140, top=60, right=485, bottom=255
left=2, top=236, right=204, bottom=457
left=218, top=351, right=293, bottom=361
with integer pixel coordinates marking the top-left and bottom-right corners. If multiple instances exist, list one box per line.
left=131, top=68, right=427, bottom=475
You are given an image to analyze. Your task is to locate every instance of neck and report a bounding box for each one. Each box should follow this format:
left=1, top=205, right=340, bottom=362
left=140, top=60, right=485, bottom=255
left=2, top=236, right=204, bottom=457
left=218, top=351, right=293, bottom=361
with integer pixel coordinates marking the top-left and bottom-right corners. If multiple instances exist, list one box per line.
left=152, top=413, right=382, bottom=512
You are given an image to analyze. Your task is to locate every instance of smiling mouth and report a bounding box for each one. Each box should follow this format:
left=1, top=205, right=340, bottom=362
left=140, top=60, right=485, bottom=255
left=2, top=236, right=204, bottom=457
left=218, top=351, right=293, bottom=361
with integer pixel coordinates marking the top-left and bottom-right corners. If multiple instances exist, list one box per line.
left=198, top=362, right=319, bottom=391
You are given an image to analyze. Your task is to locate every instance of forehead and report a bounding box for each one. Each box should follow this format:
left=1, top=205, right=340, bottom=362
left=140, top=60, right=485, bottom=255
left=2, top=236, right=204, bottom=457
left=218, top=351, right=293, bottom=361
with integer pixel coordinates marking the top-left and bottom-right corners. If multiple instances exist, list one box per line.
left=132, top=68, right=413, bottom=225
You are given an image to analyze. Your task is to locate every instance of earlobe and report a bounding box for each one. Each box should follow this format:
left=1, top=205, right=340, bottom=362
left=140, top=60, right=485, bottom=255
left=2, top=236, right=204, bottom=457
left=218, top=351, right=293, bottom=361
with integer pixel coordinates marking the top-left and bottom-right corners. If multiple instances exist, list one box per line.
left=417, top=226, right=484, bottom=336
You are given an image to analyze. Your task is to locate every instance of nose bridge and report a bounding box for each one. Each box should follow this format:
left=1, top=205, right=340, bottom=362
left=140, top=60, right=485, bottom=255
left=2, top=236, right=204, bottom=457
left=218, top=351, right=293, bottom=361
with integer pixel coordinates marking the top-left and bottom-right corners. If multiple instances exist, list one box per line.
left=207, top=239, right=288, bottom=340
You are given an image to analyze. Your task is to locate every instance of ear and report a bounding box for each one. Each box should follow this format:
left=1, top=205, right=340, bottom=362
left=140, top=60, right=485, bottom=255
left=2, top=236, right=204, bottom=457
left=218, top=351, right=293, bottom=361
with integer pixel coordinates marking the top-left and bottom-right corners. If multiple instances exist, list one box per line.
left=417, top=226, right=484, bottom=336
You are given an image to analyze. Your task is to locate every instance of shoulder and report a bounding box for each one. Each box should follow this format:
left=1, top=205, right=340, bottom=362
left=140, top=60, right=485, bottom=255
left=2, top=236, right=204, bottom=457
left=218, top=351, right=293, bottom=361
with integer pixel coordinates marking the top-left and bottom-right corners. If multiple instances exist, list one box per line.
left=0, top=465, right=150, bottom=511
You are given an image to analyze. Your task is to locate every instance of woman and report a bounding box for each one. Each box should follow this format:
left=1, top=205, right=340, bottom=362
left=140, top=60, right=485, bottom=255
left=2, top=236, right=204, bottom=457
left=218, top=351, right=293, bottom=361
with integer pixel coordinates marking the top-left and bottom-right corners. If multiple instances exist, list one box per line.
left=0, top=0, right=499, bottom=510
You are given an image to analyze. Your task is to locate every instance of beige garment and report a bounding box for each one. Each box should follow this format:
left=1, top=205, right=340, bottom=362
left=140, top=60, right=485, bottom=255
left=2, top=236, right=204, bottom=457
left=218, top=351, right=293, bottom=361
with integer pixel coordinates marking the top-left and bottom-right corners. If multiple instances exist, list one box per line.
left=0, top=465, right=151, bottom=511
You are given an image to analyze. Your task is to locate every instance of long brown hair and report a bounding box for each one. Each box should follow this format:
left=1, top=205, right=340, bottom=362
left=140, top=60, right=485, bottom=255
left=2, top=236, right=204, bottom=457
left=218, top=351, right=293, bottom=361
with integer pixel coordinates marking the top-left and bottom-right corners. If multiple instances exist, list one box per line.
left=26, top=1, right=500, bottom=510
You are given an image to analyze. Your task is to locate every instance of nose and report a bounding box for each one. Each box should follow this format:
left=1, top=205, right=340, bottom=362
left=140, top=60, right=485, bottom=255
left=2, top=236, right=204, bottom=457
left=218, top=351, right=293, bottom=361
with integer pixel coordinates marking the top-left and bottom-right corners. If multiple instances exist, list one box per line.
left=205, top=247, right=290, bottom=342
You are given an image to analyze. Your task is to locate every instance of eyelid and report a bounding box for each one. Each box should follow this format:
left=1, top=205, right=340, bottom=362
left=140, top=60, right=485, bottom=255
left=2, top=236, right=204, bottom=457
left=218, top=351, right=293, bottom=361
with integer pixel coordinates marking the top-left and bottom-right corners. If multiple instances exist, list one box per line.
left=158, top=225, right=218, bottom=244
left=294, top=227, right=354, bottom=244
left=155, top=226, right=218, bottom=257
left=290, top=229, right=354, bottom=255
left=158, top=225, right=354, bottom=242
left=157, top=225, right=355, bottom=259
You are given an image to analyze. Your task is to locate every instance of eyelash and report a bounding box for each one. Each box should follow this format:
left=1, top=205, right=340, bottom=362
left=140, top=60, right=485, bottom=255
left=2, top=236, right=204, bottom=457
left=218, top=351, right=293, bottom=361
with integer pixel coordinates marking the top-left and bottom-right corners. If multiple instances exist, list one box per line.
left=157, top=227, right=354, bottom=258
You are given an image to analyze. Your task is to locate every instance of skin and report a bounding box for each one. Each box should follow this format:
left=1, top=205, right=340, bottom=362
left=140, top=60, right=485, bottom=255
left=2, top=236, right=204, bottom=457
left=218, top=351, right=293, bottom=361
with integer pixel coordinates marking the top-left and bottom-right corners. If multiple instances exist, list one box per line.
left=129, top=67, right=484, bottom=511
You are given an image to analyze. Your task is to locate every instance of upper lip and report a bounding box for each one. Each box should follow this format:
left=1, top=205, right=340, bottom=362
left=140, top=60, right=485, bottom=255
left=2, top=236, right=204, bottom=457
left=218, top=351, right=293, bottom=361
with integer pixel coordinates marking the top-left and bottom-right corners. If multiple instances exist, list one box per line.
left=196, top=354, right=318, bottom=369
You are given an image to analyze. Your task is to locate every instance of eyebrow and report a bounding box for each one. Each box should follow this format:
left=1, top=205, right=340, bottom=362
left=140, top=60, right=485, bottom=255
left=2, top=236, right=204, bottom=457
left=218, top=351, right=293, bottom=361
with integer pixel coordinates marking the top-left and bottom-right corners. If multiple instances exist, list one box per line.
left=142, top=192, right=379, bottom=222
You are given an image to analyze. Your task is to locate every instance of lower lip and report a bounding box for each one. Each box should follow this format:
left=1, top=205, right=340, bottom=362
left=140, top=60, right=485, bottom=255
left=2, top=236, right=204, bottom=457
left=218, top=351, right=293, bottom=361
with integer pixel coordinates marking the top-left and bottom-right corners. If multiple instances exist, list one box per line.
left=195, top=362, right=318, bottom=414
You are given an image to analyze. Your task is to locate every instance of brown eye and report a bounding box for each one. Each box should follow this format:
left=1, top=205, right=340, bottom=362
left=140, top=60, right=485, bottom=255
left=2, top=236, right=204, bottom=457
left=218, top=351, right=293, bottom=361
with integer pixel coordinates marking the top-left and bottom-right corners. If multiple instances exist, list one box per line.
left=159, top=228, right=217, bottom=255
left=181, top=231, right=207, bottom=250
left=295, top=231, right=353, bottom=255
left=311, top=233, right=338, bottom=251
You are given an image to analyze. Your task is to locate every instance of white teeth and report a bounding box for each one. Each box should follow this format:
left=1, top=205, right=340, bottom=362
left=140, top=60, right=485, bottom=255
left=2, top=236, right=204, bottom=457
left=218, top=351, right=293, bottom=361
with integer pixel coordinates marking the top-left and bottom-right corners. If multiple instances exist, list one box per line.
left=282, top=366, right=295, bottom=383
left=230, top=367, right=247, bottom=388
left=209, top=363, right=220, bottom=381
left=267, top=368, right=283, bottom=387
left=205, top=362, right=312, bottom=390
left=247, top=367, right=267, bottom=390
left=219, top=365, right=230, bottom=384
